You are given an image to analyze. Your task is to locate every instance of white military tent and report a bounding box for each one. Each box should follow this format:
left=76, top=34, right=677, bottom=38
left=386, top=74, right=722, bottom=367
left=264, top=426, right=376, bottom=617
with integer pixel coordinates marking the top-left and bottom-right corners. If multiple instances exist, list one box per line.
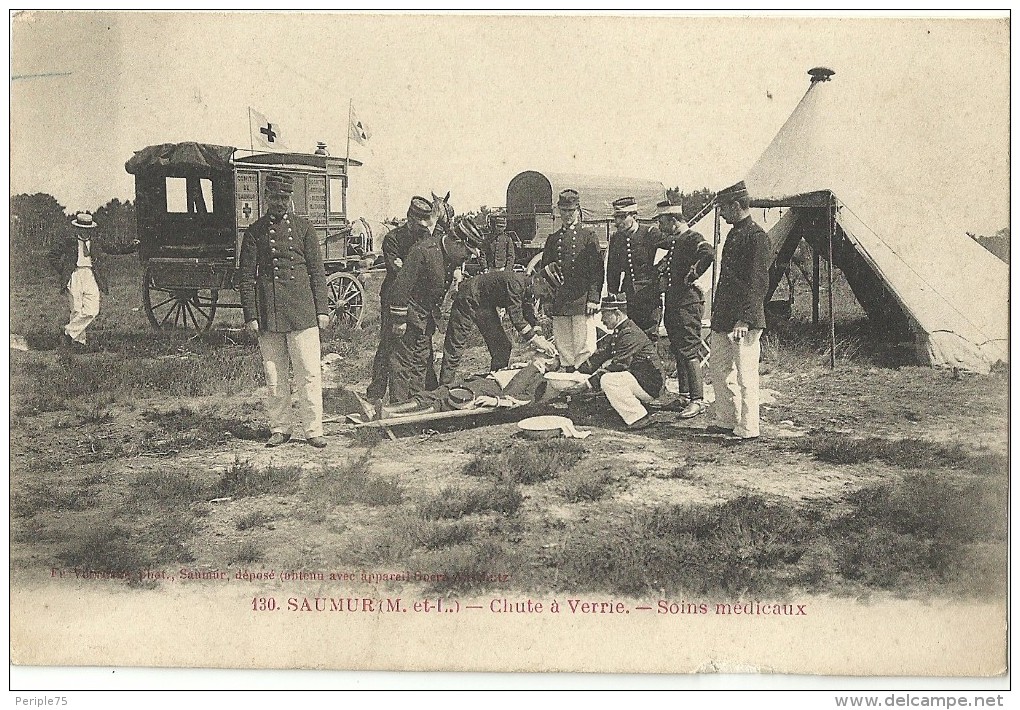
left=739, top=67, right=1008, bottom=373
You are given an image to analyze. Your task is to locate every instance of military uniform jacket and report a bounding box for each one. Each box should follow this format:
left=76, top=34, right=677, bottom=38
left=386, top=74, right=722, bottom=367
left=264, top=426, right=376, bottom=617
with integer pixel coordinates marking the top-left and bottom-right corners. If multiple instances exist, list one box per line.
left=480, top=232, right=516, bottom=271
left=660, top=229, right=714, bottom=308
left=456, top=271, right=539, bottom=339
left=711, top=216, right=770, bottom=332
left=238, top=212, right=328, bottom=332
left=380, top=224, right=424, bottom=299
left=580, top=317, right=663, bottom=397
left=48, top=234, right=137, bottom=294
left=538, top=222, right=605, bottom=317
left=389, top=235, right=460, bottom=329
left=607, top=223, right=660, bottom=296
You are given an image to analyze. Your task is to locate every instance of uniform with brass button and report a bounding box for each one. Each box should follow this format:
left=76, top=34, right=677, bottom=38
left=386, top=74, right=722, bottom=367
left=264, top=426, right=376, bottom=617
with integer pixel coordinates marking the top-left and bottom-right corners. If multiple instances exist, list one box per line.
left=607, top=196, right=662, bottom=334
left=238, top=172, right=330, bottom=448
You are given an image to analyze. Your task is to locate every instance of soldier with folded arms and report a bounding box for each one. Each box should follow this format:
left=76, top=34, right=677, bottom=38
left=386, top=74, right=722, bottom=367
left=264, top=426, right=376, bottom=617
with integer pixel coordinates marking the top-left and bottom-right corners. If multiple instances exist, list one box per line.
left=607, top=196, right=661, bottom=335
left=538, top=189, right=604, bottom=371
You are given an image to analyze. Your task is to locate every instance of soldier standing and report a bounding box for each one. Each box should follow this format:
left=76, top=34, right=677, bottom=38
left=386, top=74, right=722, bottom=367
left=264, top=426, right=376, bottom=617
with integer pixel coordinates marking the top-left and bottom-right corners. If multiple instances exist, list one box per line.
left=365, top=196, right=439, bottom=401
left=387, top=216, right=478, bottom=403
left=538, top=189, right=604, bottom=370
left=657, top=200, right=714, bottom=418
left=238, top=172, right=330, bottom=448
left=481, top=213, right=516, bottom=272
left=708, top=180, right=770, bottom=441
left=606, top=196, right=661, bottom=334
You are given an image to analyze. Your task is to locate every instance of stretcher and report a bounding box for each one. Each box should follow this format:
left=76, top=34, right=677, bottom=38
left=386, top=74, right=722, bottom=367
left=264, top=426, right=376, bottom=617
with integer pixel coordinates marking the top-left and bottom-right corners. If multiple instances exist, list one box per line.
left=342, top=399, right=531, bottom=440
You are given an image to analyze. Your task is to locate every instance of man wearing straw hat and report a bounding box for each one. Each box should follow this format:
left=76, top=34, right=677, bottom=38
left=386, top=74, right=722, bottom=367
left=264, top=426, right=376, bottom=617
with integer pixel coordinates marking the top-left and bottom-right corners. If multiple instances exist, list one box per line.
left=537, top=189, right=604, bottom=370
left=48, top=211, right=139, bottom=350
left=577, top=293, right=664, bottom=431
left=708, top=180, right=769, bottom=441
left=656, top=200, right=714, bottom=419
left=238, top=172, right=330, bottom=448
left=607, top=196, right=661, bottom=335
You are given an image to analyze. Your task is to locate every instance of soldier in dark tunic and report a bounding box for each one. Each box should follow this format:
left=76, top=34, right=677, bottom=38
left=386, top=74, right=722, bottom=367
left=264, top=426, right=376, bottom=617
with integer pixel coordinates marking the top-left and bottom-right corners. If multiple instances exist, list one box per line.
left=365, top=196, right=439, bottom=401
left=538, top=189, right=605, bottom=370
left=387, top=216, right=476, bottom=404
left=708, top=180, right=770, bottom=440
left=606, top=196, right=661, bottom=334
left=480, top=213, right=516, bottom=272
left=238, top=172, right=330, bottom=448
left=656, top=201, right=714, bottom=418
left=578, top=293, right=664, bottom=430
left=439, top=249, right=556, bottom=385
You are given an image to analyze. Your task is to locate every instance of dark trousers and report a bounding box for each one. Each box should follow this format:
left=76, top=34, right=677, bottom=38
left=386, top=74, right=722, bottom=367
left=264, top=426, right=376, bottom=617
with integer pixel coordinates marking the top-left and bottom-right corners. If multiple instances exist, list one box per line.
left=627, top=286, right=662, bottom=335
left=369, top=290, right=436, bottom=401
left=440, top=301, right=512, bottom=386
left=664, top=297, right=705, bottom=400
left=388, top=316, right=439, bottom=404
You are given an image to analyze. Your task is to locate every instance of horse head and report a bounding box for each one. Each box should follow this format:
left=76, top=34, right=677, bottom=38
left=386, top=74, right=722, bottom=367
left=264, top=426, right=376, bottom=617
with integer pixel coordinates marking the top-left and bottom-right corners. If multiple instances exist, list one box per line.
left=431, top=191, right=454, bottom=235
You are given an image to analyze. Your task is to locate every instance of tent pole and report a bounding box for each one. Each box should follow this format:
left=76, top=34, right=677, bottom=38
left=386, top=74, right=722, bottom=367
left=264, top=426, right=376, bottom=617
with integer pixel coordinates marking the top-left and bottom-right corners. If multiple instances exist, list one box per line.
left=712, top=205, right=721, bottom=298
left=828, top=197, right=836, bottom=368
left=812, top=246, right=820, bottom=325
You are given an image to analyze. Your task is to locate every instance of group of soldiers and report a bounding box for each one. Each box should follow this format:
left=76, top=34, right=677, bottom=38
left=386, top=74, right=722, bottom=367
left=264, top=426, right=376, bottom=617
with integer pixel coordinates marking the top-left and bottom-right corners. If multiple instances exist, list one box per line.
left=50, top=172, right=766, bottom=448
left=356, top=179, right=767, bottom=439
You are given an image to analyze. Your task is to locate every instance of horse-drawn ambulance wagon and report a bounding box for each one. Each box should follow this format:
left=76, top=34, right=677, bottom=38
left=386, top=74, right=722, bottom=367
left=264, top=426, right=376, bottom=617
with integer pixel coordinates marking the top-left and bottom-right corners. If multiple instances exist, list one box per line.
left=125, top=142, right=371, bottom=331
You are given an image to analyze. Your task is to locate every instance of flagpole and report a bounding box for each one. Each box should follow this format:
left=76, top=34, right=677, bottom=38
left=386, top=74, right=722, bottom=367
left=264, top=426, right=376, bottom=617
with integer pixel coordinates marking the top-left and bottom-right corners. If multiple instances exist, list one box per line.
left=345, top=99, right=353, bottom=175
left=248, top=107, right=254, bottom=153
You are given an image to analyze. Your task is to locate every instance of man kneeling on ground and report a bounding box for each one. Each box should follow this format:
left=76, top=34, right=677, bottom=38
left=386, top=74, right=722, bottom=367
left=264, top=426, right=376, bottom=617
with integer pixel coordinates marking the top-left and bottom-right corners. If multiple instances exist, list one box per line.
left=577, top=293, right=665, bottom=430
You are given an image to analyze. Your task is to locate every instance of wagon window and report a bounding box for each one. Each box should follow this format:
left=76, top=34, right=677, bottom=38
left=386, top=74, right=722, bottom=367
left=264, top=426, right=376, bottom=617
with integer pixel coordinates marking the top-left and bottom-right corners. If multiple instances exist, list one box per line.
left=291, top=175, right=308, bottom=214
left=329, top=177, right=346, bottom=214
left=165, top=177, right=214, bottom=214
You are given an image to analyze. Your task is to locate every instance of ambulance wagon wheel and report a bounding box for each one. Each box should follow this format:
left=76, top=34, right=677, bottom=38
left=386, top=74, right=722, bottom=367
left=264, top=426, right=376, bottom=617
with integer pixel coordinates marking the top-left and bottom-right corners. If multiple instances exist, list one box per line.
left=142, top=266, right=218, bottom=331
left=326, top=271, right=365, bottom=332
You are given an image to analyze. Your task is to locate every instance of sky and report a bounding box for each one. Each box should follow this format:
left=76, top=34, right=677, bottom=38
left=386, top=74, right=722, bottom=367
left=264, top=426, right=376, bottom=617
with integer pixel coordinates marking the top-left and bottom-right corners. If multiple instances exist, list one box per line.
left=9, top=12, right=1010, bottom=236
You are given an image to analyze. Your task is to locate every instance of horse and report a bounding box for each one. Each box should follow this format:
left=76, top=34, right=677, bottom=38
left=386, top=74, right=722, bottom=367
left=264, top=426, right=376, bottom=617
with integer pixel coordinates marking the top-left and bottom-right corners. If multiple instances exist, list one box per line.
left=431, top=191, right=454, bottom=236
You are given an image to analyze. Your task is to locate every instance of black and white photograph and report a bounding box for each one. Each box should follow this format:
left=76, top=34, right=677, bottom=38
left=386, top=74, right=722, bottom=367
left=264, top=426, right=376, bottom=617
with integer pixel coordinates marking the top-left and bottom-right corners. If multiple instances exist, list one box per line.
left=8, top=11, right=1010, bottom=690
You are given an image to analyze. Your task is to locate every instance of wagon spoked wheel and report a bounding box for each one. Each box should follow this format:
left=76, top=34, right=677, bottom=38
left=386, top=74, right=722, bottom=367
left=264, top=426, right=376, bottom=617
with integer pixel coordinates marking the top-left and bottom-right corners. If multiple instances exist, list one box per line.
left=325, top=271, right=365, bottom=331
left=142, top=267, right=218, bottom=331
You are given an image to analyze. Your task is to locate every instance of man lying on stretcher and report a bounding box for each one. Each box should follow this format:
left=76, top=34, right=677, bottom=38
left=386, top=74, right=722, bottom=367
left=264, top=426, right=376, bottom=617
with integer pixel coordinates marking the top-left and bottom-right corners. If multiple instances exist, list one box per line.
left=350, top=352, right=562, bottom=422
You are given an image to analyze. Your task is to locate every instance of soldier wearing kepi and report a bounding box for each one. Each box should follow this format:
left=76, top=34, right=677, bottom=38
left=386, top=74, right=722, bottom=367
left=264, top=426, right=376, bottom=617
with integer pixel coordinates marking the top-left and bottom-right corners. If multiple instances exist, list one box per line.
left=365, top=196, right=439, bottom=401
left=656, top=200, right=714, bottom=418
left=538, top=189, right=604, bottom=370
left=578, top=293, right=664, bottom=430
left=440, top=223, right=556, bottom=385
left=606, top=196, right=661, bottom=334
left=387, top=215, right=476, bottom=404
left=48, top=212, right=139, bottom=350
left=480, top=213, right=516, bottom=272
left=238, top=172, right=330, bottom=448
left=708, top=180, right=770, bottom=441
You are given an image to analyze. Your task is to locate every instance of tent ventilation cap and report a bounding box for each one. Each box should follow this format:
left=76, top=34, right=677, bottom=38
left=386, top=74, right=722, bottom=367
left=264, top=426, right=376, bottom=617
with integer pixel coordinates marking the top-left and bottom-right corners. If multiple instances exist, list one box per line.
left=808, top=67, right=836, bottom=83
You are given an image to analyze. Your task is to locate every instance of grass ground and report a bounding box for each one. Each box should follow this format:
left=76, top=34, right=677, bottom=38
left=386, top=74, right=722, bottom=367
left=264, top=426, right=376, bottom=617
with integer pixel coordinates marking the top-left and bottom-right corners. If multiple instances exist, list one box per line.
left=9, top=255, right=1009, bottom=602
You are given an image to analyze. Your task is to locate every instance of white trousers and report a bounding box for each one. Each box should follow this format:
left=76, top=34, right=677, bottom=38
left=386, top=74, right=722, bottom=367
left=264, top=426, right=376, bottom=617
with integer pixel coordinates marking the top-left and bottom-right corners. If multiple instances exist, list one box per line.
left=258, top=327, right=324, bottom=438
left=551, top=315, right=597, bottom=368
left=65, top=268, right=101, bottom=344
left=709, top=329, right=762, bottom=438
left=600, top=371, right=654, bottom=425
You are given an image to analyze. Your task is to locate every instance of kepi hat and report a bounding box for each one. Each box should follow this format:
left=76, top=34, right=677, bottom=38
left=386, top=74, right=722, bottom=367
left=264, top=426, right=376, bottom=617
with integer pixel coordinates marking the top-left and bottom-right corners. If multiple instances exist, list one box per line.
left=491, top=214, right=508, bottom=228
left=656, top=199, right=687, bottom=219
left=407, top=196, right=435, bottom=225
left=265, top=172, right=294, bottom=196
left=557, top=189, right=580, bottom=210
left=452, top=217, right=486, bottom=250
left=600, top=292, right=628, bottom=311
left=71, top=212, right=97, bottom=229
left=612, top=196, right=639, bottom=216
left=716, top=180, right=749, bottom=203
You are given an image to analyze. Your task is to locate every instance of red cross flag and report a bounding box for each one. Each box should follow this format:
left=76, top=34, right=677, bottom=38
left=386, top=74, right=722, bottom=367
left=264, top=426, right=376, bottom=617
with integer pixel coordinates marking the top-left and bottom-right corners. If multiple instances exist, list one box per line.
left=250, top=107, right=287, bottom=151
left=349, top=104, right=372, bottom=146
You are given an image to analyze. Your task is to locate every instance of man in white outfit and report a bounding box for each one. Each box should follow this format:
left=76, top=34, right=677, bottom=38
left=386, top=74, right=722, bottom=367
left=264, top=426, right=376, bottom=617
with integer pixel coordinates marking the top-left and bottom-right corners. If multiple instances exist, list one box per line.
left=48, top=212, right=138, bottom=350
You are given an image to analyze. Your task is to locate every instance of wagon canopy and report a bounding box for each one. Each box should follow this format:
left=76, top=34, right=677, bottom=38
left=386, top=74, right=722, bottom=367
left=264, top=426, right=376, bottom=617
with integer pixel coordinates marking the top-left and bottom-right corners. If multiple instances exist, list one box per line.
left=125, top=142, right=237, bottom=177
left=507, top=170, right=666, bottom=222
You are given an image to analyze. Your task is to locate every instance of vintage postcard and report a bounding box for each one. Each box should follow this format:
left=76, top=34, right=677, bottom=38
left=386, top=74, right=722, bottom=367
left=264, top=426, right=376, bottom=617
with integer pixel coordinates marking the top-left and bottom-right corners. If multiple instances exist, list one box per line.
left=9, top=11, right=1009, bottom=681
